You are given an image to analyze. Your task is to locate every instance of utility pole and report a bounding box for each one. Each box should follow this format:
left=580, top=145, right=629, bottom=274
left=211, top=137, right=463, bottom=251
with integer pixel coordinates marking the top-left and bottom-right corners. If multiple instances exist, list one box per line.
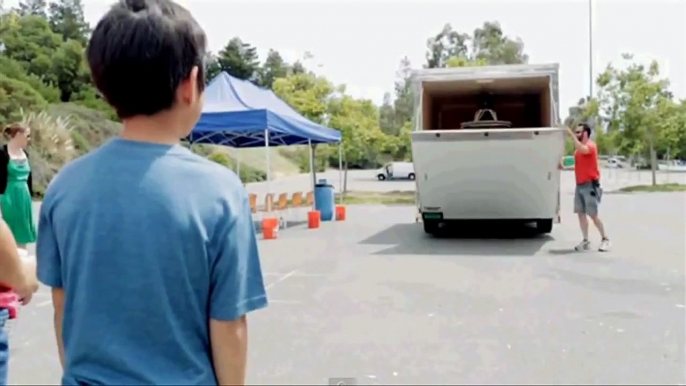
left=589, top=0, right=594, bottom=98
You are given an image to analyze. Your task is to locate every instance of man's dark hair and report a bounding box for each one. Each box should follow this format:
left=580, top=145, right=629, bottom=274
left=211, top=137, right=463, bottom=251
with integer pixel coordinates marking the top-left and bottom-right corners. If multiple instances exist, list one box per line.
left=578, top=123, right=592, bottom=138
left=87, top=0, right=207, bottom=119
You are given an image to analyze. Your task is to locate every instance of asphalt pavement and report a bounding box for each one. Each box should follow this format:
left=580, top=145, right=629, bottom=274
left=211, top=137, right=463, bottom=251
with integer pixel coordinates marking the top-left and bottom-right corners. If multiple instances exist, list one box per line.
left=6, top=170, right=686, bottom=385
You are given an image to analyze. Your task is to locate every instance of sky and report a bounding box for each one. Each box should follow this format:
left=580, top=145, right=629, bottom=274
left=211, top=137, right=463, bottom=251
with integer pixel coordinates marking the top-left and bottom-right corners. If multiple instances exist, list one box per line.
left=6, top=0, right=686, bottom=116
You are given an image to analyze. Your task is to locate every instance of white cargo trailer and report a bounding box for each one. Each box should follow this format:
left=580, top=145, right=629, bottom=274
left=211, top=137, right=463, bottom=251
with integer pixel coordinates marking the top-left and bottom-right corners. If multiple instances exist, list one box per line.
left=410, top=64, right=564, bottom=235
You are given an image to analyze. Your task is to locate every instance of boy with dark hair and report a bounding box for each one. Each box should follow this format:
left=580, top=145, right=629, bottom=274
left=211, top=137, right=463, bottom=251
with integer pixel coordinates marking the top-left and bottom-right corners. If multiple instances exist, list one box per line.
left=36, top=0, right=268, bottom=384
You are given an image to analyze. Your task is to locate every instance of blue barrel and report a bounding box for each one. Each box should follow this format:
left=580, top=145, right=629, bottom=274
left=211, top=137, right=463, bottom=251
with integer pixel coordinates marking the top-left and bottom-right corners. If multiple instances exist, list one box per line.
left=314, top=179, right=335, bottom=221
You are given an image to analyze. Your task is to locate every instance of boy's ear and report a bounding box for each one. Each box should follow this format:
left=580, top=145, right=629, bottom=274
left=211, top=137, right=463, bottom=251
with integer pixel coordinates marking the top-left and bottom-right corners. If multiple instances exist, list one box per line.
left=179, top=66, right=200, bottom=105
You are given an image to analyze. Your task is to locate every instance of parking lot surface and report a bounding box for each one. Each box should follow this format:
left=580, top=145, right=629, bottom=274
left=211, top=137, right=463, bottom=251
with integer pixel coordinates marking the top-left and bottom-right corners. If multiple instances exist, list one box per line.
left=9, top=190, right=685, bottom=385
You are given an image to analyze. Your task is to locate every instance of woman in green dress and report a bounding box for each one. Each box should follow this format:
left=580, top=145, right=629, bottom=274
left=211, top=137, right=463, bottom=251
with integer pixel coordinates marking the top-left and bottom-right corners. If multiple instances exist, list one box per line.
left=0, top=123, right=36, bottom=250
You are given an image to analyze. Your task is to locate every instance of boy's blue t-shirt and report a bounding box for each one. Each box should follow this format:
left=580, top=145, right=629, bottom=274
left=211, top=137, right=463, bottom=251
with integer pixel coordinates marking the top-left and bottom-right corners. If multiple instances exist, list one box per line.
left=36, top=138, right=268, bottom=385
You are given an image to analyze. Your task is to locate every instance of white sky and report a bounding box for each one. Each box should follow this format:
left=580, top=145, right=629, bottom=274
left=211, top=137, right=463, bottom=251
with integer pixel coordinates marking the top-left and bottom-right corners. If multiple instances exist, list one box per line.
left=6, top=0, right=686, bottom=115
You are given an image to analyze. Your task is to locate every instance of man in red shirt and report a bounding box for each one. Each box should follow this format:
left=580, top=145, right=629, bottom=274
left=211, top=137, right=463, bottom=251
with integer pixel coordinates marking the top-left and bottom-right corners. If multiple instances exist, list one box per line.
left=567, top=124, right=611, bottom=252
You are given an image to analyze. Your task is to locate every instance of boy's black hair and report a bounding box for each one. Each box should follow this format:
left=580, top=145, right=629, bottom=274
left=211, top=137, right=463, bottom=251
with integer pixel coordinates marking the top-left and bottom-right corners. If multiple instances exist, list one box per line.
left=87, top=0, right=207, bottom=119
left=578, top=123, right=592, bottom=138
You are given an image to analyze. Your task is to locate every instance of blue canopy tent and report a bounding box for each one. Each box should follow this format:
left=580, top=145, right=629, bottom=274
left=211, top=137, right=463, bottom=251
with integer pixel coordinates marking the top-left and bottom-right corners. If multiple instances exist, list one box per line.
left=187, top=72, right=343, bottom=211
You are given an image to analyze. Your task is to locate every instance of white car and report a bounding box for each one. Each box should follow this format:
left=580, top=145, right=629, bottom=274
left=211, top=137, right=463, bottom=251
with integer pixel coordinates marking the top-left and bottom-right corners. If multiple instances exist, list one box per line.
left=607, top=158, right=623, bottom=168
left=376, top=162, right=415, bottom=181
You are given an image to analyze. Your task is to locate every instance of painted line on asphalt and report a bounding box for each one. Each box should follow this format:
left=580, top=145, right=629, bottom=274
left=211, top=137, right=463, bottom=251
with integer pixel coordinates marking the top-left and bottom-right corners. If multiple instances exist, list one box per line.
left=265, top=270, right=298, bottom=290
left=264, top=272, right=327, bottom=278
left=269, top=299, right=303, bottom=305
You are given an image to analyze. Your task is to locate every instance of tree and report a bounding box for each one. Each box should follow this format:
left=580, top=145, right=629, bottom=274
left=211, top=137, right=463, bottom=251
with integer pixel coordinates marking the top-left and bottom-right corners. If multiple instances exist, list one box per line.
left=291, top=61, right=306, bottom=75
left=51, top=39, right=89, bottom=101
left=596, top=54, right=675, bottom=185
left=216, top=37, right=260, bottom=82
left=378, top=93, right=395, bottom=135
left=327, top=94, right=386, bottom=191
left=426, top=21, right=528, bottom=68
left=272, top=72, right=334, bottom=124
left=258, top=49, right=289, bottom=89
left=446, top=56, right=488, bottom=68
left=0, top=14, right=62, bottom=79
left=0, top=55, right=60, bottom=102
left=48, top=0, right=90, bottom=45
left=425, top=23, right=470, bottom=69
left=18, top=0, right=47, bottom=17
left=204, top=52, right=222, bottom=84
left=273, top=72, right=336, bottom=174
left=377, top=57, right=415, bottom=137
left=471, top=21, right=528, bottom=65
left=392, top=56, right=414, bottom=129
left=0, top=73, right=48, bottom=126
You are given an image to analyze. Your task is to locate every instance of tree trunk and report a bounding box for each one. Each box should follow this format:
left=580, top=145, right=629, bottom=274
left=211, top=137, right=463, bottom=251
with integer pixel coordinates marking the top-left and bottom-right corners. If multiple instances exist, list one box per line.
left=343, top=159, right=349, bottom=194
left=649, top=142, right=658, bottom=186
left=310, top=144, right=317, bottom=188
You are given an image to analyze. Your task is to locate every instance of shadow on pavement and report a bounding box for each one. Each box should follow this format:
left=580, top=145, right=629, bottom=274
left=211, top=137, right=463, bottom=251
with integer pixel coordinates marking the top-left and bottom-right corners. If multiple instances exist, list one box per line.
left=359, top=222, right=553, bottom=257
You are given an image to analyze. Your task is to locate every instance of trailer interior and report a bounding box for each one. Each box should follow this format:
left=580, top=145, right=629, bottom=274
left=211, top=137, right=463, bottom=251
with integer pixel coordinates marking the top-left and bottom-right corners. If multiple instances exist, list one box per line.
left=420, top=76, right=553, bottom=130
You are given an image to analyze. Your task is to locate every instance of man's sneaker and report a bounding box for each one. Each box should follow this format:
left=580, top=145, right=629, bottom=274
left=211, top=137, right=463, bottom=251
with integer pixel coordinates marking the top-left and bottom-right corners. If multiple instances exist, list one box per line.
left=574, top=240, right=591, bottom=251
left=598, top=238, right=611, bottom=252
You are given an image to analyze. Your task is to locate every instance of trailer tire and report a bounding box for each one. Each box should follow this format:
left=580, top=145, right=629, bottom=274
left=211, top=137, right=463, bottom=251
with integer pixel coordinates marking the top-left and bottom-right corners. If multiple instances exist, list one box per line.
left=536, top=219, right=553, bottom=234
left=408, top=173, right=416, bottom=180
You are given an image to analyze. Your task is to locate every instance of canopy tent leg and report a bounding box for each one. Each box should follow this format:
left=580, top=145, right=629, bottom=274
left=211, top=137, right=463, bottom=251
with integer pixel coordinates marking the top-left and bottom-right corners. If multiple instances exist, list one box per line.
left=265, top=129, right=271, bottom=213
left=338, top=143, right=343, bottom=204
left=308, top=139, right=315, bottom=211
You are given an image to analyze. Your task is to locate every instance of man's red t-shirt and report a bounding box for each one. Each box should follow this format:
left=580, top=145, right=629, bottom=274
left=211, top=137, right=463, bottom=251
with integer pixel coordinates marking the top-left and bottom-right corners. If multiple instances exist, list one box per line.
left=574, top=141, right=600, bottom=185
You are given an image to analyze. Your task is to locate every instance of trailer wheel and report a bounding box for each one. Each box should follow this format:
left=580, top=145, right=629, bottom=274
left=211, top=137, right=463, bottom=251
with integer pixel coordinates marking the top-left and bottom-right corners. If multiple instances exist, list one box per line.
left=408, top=173, right=416, bottom=180
left=536, top=219, right=553, bottom=234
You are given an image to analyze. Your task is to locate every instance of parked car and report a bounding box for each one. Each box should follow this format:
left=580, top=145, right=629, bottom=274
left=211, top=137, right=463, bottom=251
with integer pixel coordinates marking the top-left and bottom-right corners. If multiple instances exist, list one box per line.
left=376, top=162, right=415, bottom=181
left=607, top=157, right=623, bottom=168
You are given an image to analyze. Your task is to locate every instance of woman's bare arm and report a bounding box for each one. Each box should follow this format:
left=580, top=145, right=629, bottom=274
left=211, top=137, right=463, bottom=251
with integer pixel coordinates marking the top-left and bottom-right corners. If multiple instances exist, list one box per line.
left=0, top=219, right=36, bottom=300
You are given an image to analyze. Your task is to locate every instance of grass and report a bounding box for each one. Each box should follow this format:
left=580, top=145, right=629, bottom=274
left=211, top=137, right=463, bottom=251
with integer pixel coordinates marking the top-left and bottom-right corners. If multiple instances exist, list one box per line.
left=617, top=183, right=686, bottom=193
left=224, top=147, right=301, bottom=178
left=336, top=190, right=415, bottom=205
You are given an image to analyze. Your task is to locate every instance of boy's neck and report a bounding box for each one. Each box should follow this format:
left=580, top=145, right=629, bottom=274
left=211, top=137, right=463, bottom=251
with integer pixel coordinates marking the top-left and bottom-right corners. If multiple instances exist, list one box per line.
left=120, top=114, right=187, bottom=146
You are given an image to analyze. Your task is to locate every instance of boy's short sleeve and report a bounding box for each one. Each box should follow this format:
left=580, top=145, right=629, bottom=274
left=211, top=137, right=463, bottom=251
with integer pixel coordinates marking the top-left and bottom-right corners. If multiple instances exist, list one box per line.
left=36, top=200, right=62, bottom=288
left=209, top=193, right=268, bottom=321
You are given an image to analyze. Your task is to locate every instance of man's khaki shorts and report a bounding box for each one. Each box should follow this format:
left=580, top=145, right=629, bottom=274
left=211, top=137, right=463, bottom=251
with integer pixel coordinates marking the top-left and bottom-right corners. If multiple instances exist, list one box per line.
left=574, top=181, right=602, bottom=217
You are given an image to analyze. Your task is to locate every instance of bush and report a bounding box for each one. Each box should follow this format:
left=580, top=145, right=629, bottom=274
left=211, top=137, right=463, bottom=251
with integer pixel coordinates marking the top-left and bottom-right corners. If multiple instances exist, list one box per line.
left=0, top=74, right=48, bottom=126
left=207, top=150, right=266, bottom=183
left=19, top=110, right=77, bottom=197
left=48, top=103, right=122, bottom=148
left=70, top=130, right=90, bottom=152
left=71, top=87, right=119, bottom=121
left=207, top=152, right=232, bottom=168
left=282, top=146, right=327, bottom=173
